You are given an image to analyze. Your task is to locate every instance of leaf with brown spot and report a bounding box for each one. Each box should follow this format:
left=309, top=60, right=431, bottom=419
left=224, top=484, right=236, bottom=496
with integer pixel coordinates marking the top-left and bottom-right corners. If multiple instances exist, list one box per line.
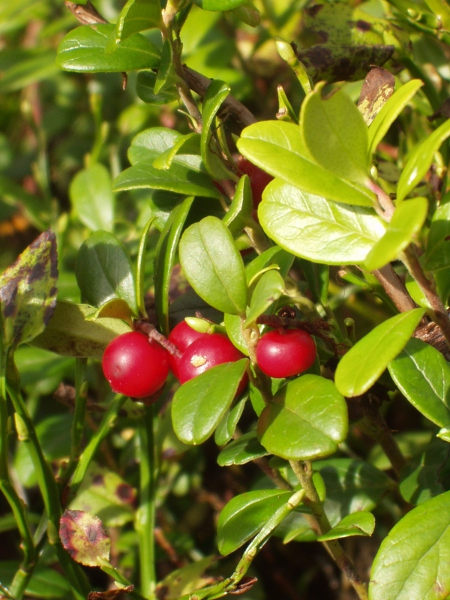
left=88, top=585, right=134, bottom=599
left=358, top=67, right=395, bottom=125
left=59, top=509, right=110, bottom=567
left=0, top=229, right=58, bottom=349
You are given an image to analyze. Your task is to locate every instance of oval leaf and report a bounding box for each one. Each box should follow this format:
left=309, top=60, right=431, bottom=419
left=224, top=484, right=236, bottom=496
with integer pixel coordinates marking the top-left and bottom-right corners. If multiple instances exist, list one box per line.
left=237, top=121, right=375, bottom=207
left=179, top=216, right=248, bottom=315
left=70, top=163, right=115, bottom=232
left=75, top=231, right=137, bottom=313
left=217, top=431, right=269, bottom=466
left=301, top=83, right=370, bottom=184
left=369, top=490, right=450, bottom=600
left=317, top=511, right=375, bottom=541
left=397, top=119, right=450, bottom=203
left=335, top=308, right=425, bottom=398
left=56, top=24, right=160, bottom=72
left=244, top=269, right=285, bottom=327
left=259, top=180, right=386, bottom=265
left=217, top=490, right=293, bottom=556
left=172, top=359, right=249, bottom=444
left=257, top=375, right=348, bottom=460
left=200, top=80, right=233, bottom=180
left=0, top=229, right=58, bottom=348
left=364, top=197, right=428, bottom=271
left=59, top=509, right=110, bottom=567
left=388, top=337, right=450, bottom=429
left=113, top=0, right=161, bottom=43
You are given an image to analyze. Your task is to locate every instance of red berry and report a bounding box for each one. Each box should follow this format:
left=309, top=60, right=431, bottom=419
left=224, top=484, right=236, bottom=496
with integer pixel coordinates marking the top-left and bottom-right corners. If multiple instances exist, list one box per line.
left=236, top=156, right=274, bottom=208
left=168, top=321, right=206, bottom=379
left=177, top=333, right=248, bottom=395
left=256, top=329, right=316, bottom=378
left=102, top=331, right=169, bottom=399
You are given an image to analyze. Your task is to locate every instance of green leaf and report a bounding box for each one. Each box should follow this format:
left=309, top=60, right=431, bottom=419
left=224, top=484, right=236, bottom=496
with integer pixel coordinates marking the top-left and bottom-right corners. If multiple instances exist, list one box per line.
left=179, top=216, right=248, bottom=315
left=259, top=180, right=386, bottom=265
left=113, top=159, right=220, bottom=199
left=193, top=0, right=248, bottom=10
left=136, top=70, right=179, bottom=104
left=128, top=127, right=183, bottom=164
left=399, top=438, right=450, bottom=505
left=214, top=395, right=247, bottom=446
left=172, top=359, right=249, bottom=444
left=69, top=463, right=136, bottom=527
left=423, top=202, right=450, bottom=271
left=388, top=337, right=450, bottom=428
left=335, top=308, right=425, bottom=398
left=155, top=556, right=218, bottom=600
left=0, top=562, right=71, bottom=598
left=0, top=229, right=58, bottom=349
left=222, top=174, right=253, bottom=235
left=56, top=24, right=160, bottom=72
left=217, top=431, right=269, bottom=466
left=397, top=119, right=450, bottom=203
left=245, top=246, right=294, bottom=283
left=153, top=39, right=174, bottom=95
left=69, top=163, right=115, bottom=232
left=257, top=375, right=348, bottom=461
left=200, top=79, right=232, bottom=180
left=31, top=301, right=131, bottom=360
left=59, top=509, right=110, bottom=567
left=153, top=134, right=201, bottom=170
left=244, top=270, right=285, bottom=327
left=317, top=511, right=375, bottom=541
left=368, top=79, right=423, bottom=158
left=237, top=121, right=375, bottom=207
left=364, top=197, right=428, bottom=271
left=369, top=490, right=450, bottom=600
left=217, top=489, right=294, bottom=556
left=301, top=83, right=370, bottom=184
left=154, top=197, right=195, bottom=335
left=223, top=313, right=248, bottom=355
left=113, top=0, right=161, bottom=44
left=75, top=231, right=137, bottom=313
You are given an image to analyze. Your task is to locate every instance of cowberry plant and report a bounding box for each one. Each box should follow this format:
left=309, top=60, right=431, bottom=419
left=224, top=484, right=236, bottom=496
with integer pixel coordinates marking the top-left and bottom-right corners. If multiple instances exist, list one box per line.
left=2, top=0, right=450, bottom=599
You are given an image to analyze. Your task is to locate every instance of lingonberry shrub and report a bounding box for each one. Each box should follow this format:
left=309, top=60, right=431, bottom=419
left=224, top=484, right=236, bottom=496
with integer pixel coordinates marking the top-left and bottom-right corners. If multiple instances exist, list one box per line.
left=102, top=331, right=169, bottom=398
left=256, top=328, right=316, bottom=378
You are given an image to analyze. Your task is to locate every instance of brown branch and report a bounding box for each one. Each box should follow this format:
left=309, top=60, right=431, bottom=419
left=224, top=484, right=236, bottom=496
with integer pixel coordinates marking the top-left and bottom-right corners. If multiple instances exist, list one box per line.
left=371, top=264, right=417, bottom=313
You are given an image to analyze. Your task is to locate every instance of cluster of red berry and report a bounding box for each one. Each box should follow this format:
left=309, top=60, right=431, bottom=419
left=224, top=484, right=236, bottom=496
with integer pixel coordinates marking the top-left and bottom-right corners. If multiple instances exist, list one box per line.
left=102, top=321, right=316, bottom=399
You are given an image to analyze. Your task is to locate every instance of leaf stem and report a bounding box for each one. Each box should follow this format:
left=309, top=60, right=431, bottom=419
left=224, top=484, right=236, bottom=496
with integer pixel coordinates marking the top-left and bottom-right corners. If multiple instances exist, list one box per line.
left=137, top=404, right=157, bottom=599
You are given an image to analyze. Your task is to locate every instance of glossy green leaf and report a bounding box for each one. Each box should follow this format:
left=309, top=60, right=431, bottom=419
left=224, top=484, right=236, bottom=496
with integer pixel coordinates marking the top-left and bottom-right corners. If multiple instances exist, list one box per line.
left=172, top=359, right=249, bottom=444
left=154, top=38, right=174, bottom=94
left=258, top=375, right=348, bottom=461
left=179, top=216, right=248, bottom=315
left=222, top=174, right=253, bottom=235
left=136, top=70, right=179, bottom=104
left=56, top=24, right=160, bottom=72
left=364, top=197, right=428, bottom=271
left=368, top=79, right=423, bottom=157
left=335, top=308, right=425, bottom=398
left=397, top=119, right=450, bottom=203
left=69, top=463, right=136, bottom=527
left=317, top=511, right=375, bottom=541
left=214, top=395, right=248, bottom=446
left=193, top=0, right=248, bottom=10
left=217, top=489, right=293, bottom=555
left=113, top=158, right=220, bottom=199
left=237, top=121, right=375, bottom=207
left=75, top=231, right=137, bottom=313
left=301, top=83, right=370, bottom=184
left=113, top=0, right=161, bottom=44
left=200, top=80, right=233, bottom=180
left=223, top=313, right=248, bottom=355
left=31, top=301, right=131, bottom=359
left=69, top=163, right=115, bottom=232
left=59, top=509, right=110, bottom=567
left=0, top=229, right=58, bottom=349
left=217, top=431, right=269, bottom=466
left=424, top=202, right=450, bottom=271
left=153, top=134, right=200, bottom=170
left=245, top=246, right=294, bottom=284
left=154, top=197, right=194, bottom=335
left=388, top=337, right=450, bottom=428
left=369, top=490, right=450, bottom=600
left=128, top=127, right=183, bottom=164
left=259, top=180, right=386, bottom=265
left=399, top=439, right=450, bottom=506
left=244, top=270, right=285, bottom=327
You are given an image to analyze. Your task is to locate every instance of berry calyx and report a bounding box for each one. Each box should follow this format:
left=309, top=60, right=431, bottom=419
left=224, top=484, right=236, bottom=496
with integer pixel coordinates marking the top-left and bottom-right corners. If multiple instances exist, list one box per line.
left=256, top=328, right=316, bottom=378
left=102, top=331, right=169, bottom=399
left=177, top=332, right=248, bottom=395
left=236, top=156, right=274, bottom=208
